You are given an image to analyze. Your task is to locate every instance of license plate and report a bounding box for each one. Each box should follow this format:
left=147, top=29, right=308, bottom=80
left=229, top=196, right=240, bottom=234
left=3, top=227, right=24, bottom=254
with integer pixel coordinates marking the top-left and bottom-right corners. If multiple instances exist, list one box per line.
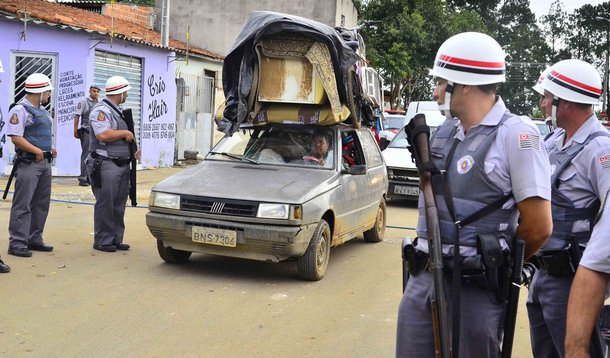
left=192, top=226, right=237, bottom=247
left=394, top=185, right=420, bottom=196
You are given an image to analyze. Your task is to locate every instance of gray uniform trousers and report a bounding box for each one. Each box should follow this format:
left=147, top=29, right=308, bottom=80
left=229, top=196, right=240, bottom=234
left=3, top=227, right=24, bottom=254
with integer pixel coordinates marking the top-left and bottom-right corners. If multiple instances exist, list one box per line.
left=526, top=269, right=572, bottom=357
left=526, top=269, right=605, bottom=357
left=396, top=270, right=505, bottom=358
left=87, top=158, right=130, bottom=246
left=78, top=128, right=90, bottom=183
left=8, top=160, right=52, bottom=250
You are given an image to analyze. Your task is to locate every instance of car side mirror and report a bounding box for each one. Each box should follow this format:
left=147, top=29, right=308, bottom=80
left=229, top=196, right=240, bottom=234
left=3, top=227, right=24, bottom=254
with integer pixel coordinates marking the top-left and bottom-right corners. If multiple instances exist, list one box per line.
left=342, top=164, right=367, bottom=175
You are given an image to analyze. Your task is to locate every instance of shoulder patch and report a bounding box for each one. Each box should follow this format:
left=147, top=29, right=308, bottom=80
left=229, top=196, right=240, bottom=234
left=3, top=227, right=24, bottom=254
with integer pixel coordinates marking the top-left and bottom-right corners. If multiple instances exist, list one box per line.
left=599, top=155, right=610, bottom=169
left=77, top=102, right=82, bottom=110
left=97, top=112, right=106, bottom=122
left=518, top=132, right=539, bottom=150
left=9, top=113, right=19, bottom=125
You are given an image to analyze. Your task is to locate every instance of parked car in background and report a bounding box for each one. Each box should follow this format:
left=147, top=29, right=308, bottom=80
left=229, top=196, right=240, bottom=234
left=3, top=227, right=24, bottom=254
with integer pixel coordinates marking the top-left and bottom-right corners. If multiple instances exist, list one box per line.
left=382, top=110, right=445, bottom=201
left=379, top=110, right=407, bottom=150
left=532, top=118, right=552, bottom=137
left=147, top=123, right=388, bottom=281
left=405, top=101, right=440, bottom=121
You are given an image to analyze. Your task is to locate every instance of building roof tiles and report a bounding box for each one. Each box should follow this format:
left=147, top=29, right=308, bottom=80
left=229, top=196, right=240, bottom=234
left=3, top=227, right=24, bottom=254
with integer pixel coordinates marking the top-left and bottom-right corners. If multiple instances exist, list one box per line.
left=0, top=0, right=223, bottom=60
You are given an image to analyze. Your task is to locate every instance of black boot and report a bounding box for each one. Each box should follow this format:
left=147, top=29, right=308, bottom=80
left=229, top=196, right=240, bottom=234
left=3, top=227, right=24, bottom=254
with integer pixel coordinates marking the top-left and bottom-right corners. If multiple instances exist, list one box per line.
left=0, top=257, right=10, bottom=273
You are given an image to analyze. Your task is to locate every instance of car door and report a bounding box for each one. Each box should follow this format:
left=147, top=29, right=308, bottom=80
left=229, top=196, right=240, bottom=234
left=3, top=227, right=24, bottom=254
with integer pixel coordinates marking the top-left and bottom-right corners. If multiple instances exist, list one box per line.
left=356, top=129, right=387, bottom=227
left=332, top=129, right=369, bottom=242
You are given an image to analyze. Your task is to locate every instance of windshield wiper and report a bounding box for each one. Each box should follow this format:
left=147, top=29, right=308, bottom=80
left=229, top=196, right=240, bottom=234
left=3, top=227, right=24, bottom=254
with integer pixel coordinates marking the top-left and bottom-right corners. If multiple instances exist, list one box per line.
left=208, top=151, right=258, bottom=164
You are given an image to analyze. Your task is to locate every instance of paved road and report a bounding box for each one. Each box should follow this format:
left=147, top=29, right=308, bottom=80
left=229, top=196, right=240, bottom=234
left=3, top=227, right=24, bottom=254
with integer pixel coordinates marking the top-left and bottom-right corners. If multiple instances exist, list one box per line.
left=0, top=175, right=533, bottom=357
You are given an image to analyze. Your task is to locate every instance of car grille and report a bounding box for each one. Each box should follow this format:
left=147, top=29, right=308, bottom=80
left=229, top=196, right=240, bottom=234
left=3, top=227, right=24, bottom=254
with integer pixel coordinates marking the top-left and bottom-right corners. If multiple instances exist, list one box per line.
left=389, top=167, right=419, bottom=181
left=181, top=196, right=258, bottom=217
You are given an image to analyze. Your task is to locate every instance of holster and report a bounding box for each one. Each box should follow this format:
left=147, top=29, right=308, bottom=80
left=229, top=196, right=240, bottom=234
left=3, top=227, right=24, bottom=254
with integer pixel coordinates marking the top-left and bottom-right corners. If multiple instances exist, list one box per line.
left=533, top=248, right=577, bottom=276
left=90, top=158, right=103, bottom=188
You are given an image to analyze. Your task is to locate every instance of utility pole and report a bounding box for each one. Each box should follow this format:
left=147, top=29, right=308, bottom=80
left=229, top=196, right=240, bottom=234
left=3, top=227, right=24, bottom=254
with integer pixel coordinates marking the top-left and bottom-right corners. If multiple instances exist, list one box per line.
left=596, top=16, right=610, bottom=115
left=161, top=0, right=170, bottom=48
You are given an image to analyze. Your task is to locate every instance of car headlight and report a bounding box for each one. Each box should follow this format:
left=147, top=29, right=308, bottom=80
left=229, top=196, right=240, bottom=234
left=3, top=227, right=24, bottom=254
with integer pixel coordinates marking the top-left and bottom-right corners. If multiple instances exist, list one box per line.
left=150, top=191, right=180, bottom=209
left=387, top=168, right=394, bottom=178
left=257, top=203, right=299, bottom=219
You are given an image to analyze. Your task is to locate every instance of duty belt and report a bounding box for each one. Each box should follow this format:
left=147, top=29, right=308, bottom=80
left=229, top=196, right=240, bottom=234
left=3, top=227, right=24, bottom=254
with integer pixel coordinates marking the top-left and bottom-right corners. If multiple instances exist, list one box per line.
left=530, top=247, right=581, bottom=277
left=90, top=151, right=130, bottom=166
left=17, top=150, right=53, bottom=163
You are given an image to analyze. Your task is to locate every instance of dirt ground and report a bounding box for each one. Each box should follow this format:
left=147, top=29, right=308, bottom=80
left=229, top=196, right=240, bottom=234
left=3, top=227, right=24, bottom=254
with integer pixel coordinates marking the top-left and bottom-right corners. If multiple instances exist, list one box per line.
left=0, top=168, right=534, bottom=357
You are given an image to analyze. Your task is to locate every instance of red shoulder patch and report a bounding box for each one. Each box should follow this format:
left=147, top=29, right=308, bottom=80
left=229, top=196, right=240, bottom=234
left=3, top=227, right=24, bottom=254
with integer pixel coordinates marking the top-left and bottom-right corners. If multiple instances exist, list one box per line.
left=97, top=112, right=106, bottom=122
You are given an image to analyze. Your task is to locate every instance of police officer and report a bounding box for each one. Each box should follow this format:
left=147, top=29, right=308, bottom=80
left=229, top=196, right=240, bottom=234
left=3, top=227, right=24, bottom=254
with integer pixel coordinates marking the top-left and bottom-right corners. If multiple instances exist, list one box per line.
left=0, top=60, right=10, bottom=272
left=395, top=32, right=552, bottom=357
left=526, top=59, right=610, bottom=357
left=566, top=195, right=610, bottom=357
left=73, top=85, right=100, bottom=186
left=87, top=76, right=140, bottom=253
left=6, top=73, right=57, bottom=258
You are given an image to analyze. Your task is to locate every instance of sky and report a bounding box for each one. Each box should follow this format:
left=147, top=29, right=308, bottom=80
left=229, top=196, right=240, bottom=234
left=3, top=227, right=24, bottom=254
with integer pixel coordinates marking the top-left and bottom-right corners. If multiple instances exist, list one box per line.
left=529, top=0, right=606, bottom=19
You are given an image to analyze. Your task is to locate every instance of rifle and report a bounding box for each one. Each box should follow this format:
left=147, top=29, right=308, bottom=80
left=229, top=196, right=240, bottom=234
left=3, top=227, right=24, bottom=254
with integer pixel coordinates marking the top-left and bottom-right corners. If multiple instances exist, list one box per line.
left=405, top=114, right=451, bottom=358
left=501, top=239, right=525, bottom=358
left=122, top=108, right=138, bottom=207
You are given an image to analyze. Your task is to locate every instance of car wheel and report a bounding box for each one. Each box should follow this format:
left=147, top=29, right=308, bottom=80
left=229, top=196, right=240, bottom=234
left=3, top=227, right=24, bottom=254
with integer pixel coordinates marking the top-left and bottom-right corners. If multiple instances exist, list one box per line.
left=156, top=239, right=192, bottom=264
left=364, top=198, right=386, bottom=243
left=297, top=219, right=331, bottom=281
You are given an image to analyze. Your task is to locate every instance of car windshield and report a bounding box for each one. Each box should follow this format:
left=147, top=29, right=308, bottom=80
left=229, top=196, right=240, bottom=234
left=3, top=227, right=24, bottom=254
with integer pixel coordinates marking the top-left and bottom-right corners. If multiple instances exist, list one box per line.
left=388, top=126, right=438, bottom=148
left=384, top=115, right=408, bottom=129
left=535, top=121, right=551, bottom=137
left=207, top=125, right=335, bottom=169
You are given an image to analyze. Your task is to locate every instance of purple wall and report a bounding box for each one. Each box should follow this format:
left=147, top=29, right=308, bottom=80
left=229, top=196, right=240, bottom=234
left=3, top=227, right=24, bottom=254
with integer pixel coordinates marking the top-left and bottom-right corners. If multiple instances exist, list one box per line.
left=0, top=19, right=177, bottom=176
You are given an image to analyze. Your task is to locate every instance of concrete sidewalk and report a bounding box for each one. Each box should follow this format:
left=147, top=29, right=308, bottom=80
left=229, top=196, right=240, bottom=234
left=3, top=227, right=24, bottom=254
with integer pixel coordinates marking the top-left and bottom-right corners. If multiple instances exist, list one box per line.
left=0, top=165, right=186, bottom=205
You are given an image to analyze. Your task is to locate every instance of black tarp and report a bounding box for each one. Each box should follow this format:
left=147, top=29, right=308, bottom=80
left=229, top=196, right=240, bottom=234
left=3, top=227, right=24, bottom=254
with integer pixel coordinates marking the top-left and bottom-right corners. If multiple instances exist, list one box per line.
left=217, top=11, right=360, bottom=135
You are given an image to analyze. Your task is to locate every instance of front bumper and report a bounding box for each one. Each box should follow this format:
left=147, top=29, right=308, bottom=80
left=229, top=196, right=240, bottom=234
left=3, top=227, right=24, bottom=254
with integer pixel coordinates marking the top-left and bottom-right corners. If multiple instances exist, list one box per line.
left=146, top=212, right=317, bottom=263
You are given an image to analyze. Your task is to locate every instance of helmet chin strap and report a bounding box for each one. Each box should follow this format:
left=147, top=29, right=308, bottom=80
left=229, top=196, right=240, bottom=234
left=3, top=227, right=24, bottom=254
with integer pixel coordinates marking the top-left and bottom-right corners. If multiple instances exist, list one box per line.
left=551, top=96, right=559, bottom=129
left=441, top=81, right=454, bottom=119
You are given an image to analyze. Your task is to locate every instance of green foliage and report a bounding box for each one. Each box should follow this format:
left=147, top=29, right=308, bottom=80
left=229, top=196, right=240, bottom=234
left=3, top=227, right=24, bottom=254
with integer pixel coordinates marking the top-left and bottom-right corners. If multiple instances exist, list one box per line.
left=361, top=0, right=486, bottom=109
left=540, top=0, right=568, bottom=63
left=359, top=0, right=610, bottom=114
left=495, top=0, right=550, bottom=115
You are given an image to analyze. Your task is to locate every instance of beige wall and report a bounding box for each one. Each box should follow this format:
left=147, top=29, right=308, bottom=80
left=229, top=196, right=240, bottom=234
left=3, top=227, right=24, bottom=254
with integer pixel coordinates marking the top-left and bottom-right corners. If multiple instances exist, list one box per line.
left=156, top=0, right=358, bottom=56
left=335, top=0, right=358, bottom=29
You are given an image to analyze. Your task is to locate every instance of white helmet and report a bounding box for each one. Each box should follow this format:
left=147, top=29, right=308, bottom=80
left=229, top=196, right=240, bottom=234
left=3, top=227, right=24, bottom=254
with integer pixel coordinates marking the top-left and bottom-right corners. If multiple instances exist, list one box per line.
left=532, top=67, right=550, bottom=95
left=540, top=59, right=601, bottom=105
left=105, top=75, right=131, bottom=95
left=429, top=32, right=506, bottom=86
left=25, top=73, right=53, bottom=93
left=429, top=32, right=505, bottom=119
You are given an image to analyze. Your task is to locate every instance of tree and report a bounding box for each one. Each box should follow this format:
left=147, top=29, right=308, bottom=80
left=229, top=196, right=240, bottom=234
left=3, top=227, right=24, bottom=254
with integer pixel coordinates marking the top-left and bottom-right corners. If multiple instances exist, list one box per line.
left=540, top=0, right=568, bottom=63
left=495, top=0, right=550, bottom=115
left=361, top=0, right=486, bottom=109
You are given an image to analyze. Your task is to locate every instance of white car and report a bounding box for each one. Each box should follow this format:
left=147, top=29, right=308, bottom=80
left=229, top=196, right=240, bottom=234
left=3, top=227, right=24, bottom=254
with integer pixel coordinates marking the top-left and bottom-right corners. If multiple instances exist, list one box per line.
left=378, top=113, right=408, bottom=150
left=378, top=102, right=440, bottom=150
left=382, top=110, right=446, bottom=201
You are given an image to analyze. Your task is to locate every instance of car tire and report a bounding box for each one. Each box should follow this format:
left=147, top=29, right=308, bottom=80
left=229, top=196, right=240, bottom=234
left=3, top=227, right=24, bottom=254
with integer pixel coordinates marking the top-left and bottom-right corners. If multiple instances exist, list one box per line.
left=157, top=239, right=192, bottom=264
left=364, top=198, right=386, bottom=243
left=297, top=219, right=331, bottom=281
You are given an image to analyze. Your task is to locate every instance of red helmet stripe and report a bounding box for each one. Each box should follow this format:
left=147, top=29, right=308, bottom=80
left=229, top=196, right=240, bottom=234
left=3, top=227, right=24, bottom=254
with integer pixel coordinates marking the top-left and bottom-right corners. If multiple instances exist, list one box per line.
left=438, top=54, right=504, bottom=69
left=550, top=70, right=601, bottom=95
left=106, top=83, right=128, bottom=91
left=25, top=82, right=50, bottom=88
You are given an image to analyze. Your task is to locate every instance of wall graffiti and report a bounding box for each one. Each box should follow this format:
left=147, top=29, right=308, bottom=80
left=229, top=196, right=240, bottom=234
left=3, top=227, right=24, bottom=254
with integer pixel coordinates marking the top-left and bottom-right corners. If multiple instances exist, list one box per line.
left=56, top=70, right=85, bottom=127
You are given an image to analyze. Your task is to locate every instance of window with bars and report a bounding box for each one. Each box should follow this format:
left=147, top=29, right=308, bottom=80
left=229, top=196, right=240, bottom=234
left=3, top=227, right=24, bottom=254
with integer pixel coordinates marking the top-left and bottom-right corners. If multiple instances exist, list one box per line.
left=12, top=53, right=56, bottom=113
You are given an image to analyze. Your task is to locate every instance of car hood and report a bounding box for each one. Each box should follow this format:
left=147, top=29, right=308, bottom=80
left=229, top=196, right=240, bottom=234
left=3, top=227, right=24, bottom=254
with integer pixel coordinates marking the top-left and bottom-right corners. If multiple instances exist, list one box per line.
left=382, top=147, right=416, bottom=169
left=152, top=160, right=339, bottom=204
